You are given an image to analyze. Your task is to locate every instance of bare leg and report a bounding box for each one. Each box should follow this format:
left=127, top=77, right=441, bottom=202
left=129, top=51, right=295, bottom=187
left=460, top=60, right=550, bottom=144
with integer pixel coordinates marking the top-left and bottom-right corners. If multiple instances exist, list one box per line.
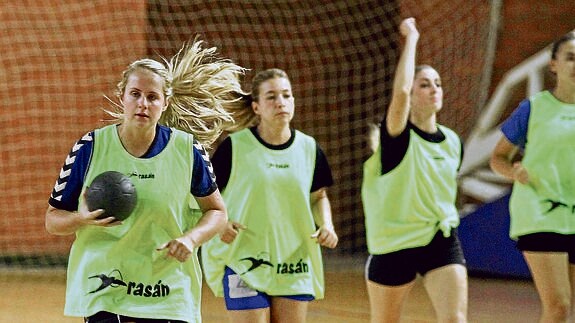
left=569, top=263, right=575, bottom=320
left=365, top=279, right=415, bottom=323
left=423, top=264, right=468, bottom=323
left=227, top=308, right=270, bottom=323
left=270, top=297, right=308, bottom=323
left=523, top=252, right=571, bottom=323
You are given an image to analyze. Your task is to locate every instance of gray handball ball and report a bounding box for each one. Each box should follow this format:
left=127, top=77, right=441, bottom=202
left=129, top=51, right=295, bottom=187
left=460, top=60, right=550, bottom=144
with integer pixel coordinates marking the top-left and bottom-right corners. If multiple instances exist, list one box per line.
left=85, top=171, right=137, bottom=221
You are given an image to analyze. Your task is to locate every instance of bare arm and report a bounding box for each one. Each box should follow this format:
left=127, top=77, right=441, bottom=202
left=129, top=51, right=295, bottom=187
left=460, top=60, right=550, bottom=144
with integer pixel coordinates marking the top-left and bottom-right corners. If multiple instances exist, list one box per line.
left=158, top=189, right=228, bottom=262
left=386, top=17, right=420, bottom=137
left=187, top=190, right=228, bottom=246
left=490, top=135, right=529, bottom=184
left=45, top=198, right=114, bottom=236
left=219, top=220, right=246, bottom=244
left=310, top=188, right=338, bottom=249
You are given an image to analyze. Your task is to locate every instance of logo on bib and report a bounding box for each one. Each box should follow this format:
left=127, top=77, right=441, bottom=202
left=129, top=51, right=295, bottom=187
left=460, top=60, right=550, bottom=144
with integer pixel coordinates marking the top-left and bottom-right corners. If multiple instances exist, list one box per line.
left=128, top=171, right=155, bottom=180
left=87, top=269, right=170, bottom=298
left=240, top=256, right=274, bottom=274
left=542, top=198, right=575, bottom=214
left=266, top=162, right=290, bottom=169
left=276, top=259, right=309, bottom=274
left=237, top=254, right=310, bottom=276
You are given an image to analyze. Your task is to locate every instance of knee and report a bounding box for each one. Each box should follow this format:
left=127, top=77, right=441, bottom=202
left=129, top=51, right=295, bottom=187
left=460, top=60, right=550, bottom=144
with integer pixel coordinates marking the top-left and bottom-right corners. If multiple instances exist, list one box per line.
left=542, top=297, right=571, bottom=322
left=438, top=310, right=467, bottom=323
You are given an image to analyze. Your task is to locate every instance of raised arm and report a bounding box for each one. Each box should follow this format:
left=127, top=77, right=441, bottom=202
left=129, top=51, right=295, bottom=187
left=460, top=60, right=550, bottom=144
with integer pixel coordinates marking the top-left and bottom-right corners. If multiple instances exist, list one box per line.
left=386, top=17, right=420, bottom=137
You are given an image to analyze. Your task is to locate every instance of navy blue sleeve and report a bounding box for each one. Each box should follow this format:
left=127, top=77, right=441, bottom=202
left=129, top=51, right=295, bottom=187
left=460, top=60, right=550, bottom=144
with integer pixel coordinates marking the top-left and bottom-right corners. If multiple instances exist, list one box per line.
left=311, top=143, right=333, bottom=192
left=48, top=132, right=94, bottom=211
left=501, top=99, right=530, bottom=149
left=191, top=140, right=218, bottom=197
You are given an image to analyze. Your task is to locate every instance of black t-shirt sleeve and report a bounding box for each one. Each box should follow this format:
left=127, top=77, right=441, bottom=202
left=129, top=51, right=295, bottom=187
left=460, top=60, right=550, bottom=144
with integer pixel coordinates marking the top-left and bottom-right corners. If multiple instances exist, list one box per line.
left=311, top=143, right=333, bottom=192
left=379, top=118, right=410, bottom=175
left=211, top=135, right=333, bottom=192
left=210, top=136, right=232, bottom=190
left=458, top=139, right=464, bottom=171
left=379, top=117, right=454, bottom=174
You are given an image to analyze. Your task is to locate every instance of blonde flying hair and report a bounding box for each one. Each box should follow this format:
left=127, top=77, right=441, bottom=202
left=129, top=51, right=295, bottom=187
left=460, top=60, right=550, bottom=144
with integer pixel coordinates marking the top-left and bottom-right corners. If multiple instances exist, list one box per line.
left=106, top=40, right=247, bottom=148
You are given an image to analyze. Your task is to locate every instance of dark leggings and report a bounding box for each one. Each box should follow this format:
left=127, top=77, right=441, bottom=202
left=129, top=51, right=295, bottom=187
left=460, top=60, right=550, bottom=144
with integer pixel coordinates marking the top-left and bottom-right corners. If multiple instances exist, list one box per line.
left=366, top=230, right=466, bottom=286
left=84, top=311, right=187, bottom=323
left=517, top=232, right=575, bottom=263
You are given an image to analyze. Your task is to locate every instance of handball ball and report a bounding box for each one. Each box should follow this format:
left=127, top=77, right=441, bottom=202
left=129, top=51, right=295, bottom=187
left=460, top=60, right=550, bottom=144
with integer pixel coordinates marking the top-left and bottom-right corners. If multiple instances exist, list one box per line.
left=85, top=171, right=137, bottom=221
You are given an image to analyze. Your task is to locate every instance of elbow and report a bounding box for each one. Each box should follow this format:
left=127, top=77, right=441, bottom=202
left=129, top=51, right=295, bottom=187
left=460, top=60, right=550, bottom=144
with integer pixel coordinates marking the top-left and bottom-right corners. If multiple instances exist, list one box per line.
left=44, top=207, right=71, bottom=236
left=488, top=158, right=502, bottom=178
left=45, top=218, right=59, bottom=236
left=45, top=218, right=64, bottom=236
left=489, top=154, right=508, bottom=178
left=399, top=86, right=412, bottom=95
left=216, top=208, right=228, bottom=232
left=392, top=89, right=410, bottom=103
left=488, top=155, right=496, bottom=173
left=45, top=210, right=57, bottom=235
left=488, top=154, right=501, bottom=175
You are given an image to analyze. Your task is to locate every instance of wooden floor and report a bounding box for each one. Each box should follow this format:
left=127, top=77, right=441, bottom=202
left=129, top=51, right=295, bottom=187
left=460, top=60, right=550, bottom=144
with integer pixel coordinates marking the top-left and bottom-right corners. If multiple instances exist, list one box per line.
left=1, top=268, right=540, bottom=322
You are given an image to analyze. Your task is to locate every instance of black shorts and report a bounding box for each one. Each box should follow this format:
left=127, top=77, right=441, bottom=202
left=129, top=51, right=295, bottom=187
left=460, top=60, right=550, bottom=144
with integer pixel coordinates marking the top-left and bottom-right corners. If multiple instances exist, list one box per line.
left=517, top=232, right=575, bottom=263
left=85, top=311, right=187, bottom=323
left=365, top=230, right=466, bottom=286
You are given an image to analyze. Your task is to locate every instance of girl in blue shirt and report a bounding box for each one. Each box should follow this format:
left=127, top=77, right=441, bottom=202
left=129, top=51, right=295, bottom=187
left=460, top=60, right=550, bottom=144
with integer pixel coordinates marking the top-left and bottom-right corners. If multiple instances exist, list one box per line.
left=491, top=32, right=575, bottom=323
left=46, top=40, right=245, bottom=323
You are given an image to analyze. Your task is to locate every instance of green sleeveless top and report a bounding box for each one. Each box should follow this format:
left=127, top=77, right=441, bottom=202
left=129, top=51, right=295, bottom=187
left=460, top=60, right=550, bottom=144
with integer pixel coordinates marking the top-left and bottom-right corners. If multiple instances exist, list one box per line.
left=202, top=128, right=325, bottom=298
left=509, top=91, right=575, bottom=238
left=361, top=124, right=461, bottom=254
left=64, top=125, right=203, bottom=322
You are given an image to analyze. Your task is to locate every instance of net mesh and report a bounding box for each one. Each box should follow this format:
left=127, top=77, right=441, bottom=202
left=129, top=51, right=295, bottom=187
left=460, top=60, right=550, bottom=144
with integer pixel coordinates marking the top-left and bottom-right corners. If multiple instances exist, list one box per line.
left=0, top=0, right=491, bottom=268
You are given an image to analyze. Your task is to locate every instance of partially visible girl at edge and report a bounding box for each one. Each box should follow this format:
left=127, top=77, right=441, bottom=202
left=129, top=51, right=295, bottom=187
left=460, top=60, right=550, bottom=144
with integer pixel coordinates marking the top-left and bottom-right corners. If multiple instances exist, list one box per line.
left=490, top=32, right=575, bottom=323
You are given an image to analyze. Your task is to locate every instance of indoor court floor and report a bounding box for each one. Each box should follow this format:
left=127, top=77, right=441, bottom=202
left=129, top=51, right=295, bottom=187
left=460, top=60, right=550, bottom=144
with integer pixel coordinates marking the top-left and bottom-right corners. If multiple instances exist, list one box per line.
left=1, top=267, right=540, bottom=322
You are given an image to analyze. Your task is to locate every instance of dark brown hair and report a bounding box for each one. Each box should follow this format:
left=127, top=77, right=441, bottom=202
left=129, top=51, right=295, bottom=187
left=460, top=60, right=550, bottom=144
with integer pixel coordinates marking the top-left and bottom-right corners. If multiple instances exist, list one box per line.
left=551, top=31, right=575, bottom=60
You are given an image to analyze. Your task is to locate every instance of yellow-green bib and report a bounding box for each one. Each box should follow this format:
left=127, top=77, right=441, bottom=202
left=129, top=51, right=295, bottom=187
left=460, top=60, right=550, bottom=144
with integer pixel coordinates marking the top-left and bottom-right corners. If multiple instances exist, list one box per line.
left=202, top=129, right=325, bottom=298
left=509, top=91, right=575, bottom=238
left=65, top=125, right=203, bottom=322
left=361, top=124, right=461, bottom=254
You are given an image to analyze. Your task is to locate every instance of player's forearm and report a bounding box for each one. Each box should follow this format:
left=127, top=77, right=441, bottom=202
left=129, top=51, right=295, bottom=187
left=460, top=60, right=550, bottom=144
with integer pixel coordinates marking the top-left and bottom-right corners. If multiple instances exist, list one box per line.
left=489, top=137, right=521, bottom=182
left=392, top=34, right=419, bottom=99
left=184, top=208, right=227, bottom=247
left=311, top=190, right=334, bottom=229
left=489, top=154, right=514, bottom=180
left=45, top=206, right=83, bottom=235
left=387, top=34, right=419, bottom=135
